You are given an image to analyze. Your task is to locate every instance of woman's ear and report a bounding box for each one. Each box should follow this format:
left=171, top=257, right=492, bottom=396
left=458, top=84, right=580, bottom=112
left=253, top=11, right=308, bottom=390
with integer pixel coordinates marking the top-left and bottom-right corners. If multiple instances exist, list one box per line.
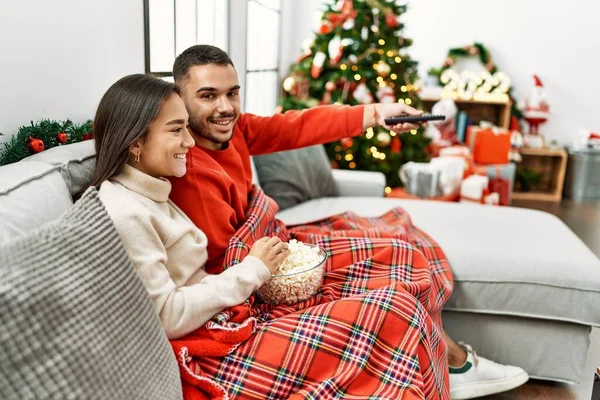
left=129, top=139, right=143, bottom=163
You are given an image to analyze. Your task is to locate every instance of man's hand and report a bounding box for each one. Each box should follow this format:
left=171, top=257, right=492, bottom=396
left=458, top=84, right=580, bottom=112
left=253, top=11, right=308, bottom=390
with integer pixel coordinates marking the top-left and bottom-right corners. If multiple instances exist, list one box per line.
left=364, top=103, right=424, bottom=133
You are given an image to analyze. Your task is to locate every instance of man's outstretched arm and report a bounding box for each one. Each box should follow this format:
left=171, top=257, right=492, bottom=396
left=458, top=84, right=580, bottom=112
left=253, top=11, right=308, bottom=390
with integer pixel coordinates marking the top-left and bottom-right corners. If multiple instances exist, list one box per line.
left=243, top=102, right=422, bottom=156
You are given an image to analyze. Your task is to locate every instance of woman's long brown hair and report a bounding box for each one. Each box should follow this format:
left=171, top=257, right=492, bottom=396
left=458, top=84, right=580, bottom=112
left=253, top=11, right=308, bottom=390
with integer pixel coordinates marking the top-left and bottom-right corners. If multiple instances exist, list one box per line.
left=88, top=74, right=180, bottom=189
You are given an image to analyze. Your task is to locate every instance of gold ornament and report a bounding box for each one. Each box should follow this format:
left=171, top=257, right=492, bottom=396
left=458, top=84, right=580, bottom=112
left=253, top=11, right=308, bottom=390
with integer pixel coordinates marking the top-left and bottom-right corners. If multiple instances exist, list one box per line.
left=376, top=132, right=391, bottom=147
left=376, top=62, right=391, bottom=77
left=282, top=76, right=296, bottom=93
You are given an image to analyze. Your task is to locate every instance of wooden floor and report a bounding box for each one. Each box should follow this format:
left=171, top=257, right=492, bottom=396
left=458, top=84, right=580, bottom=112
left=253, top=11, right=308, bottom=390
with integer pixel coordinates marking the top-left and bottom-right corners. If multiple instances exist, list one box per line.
left=480, top=198, right=600, bottom=400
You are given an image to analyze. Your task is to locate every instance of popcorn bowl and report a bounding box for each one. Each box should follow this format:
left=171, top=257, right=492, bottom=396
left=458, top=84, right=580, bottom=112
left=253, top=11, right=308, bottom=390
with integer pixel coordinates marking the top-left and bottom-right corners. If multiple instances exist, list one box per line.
left=257, top=243, right=328, bottom=306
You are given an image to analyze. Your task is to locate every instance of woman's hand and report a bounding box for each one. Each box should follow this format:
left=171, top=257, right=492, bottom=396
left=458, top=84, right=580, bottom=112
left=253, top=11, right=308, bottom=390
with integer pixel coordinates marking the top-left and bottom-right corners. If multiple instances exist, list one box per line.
left=249, top=236, right=290, bottom=274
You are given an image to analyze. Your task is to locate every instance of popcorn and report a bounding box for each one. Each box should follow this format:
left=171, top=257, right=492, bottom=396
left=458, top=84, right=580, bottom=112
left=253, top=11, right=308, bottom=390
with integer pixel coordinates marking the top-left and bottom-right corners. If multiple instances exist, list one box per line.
left=257, top=240, right=326, bottom=305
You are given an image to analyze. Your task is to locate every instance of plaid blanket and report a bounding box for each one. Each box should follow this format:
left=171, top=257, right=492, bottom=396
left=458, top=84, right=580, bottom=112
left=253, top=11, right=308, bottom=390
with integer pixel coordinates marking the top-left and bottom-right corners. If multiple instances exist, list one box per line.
left=170, top=187, right=454, bottom=399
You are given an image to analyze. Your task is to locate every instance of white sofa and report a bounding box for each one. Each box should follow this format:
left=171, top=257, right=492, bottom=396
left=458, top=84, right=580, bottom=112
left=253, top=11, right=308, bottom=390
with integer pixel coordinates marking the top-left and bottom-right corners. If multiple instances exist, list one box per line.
left=1, top=140, right=599, bottom=386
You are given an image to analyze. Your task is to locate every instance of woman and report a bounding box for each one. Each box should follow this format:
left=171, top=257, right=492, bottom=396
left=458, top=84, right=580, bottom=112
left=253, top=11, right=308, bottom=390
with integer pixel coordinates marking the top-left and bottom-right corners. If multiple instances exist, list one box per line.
left=91, top=74, right=289, bottom=339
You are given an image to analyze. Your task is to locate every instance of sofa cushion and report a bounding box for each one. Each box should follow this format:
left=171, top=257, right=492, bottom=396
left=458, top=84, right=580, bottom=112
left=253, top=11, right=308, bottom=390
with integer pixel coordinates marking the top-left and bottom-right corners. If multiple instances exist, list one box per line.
left=276, top=197, right=600, bottom=327
left=22, top=140, right=96, bottom=196
left=0, top=188, right=182, bottom=400
left=253, top=145, right=338, bottom=210
left=0, top=161, right=73, bottom=243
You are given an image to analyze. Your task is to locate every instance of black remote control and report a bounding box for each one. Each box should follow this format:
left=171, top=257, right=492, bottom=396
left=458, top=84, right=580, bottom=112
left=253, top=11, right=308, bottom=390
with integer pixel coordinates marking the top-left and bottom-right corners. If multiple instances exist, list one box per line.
left=383, top=114, right=446, bottom=125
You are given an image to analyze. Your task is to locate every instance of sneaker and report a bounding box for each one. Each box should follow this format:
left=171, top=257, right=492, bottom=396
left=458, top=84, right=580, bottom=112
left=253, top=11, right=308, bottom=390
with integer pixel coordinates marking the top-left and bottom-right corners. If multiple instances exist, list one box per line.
left=449, top=342, right=529, bottom=399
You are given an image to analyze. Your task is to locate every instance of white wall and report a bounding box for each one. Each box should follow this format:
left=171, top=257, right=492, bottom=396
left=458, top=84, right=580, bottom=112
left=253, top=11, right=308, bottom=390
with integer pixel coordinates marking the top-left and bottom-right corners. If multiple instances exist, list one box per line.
left=279, top=0, right=325, bottom=78
left=282, top=0, right=600, bottom=145
left=0, top=0, right=144, bottom=141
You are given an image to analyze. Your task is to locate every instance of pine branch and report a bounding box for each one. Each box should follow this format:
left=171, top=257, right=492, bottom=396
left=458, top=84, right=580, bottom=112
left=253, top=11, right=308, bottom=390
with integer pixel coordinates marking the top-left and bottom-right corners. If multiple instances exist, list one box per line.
left=0, top=118, right=94, bottom=166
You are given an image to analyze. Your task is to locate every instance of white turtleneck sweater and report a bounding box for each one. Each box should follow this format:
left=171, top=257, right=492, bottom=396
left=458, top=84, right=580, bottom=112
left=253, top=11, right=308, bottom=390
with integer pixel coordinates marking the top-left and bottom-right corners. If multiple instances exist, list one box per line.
left=99, top=165, right=271, bottom=339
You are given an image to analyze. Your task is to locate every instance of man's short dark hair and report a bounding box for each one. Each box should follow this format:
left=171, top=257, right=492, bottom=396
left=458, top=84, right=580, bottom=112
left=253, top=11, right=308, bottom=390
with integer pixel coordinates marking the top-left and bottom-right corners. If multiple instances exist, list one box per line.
left=172, top=45, right=234, bottom=83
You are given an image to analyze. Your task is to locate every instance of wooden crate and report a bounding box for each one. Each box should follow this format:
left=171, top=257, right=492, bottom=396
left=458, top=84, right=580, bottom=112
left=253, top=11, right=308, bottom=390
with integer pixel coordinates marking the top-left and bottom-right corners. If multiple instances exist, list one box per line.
left=420, top=96, right=512, bottom=129
left=512, top=148, right=567, bottom=202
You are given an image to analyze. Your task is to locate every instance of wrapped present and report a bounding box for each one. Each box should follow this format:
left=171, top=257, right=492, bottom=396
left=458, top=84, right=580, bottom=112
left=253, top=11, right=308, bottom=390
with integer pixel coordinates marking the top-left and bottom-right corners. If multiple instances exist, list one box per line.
left=473, top=163, right=516, bottom=205
left=460, top=174, right=489, bottom=204
left=466, top=125, right=511, bottom=164
left=399, top=162, right=442, bottom=198
left=439, top=146, right=475, bottom=178
left=430, top=157, right=465, bottom=196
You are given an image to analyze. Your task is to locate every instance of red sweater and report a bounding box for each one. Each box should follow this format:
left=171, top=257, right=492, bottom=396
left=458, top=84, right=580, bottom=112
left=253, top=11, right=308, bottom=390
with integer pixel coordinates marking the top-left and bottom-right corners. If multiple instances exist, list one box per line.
left=169, top=105, right=365, bottom=273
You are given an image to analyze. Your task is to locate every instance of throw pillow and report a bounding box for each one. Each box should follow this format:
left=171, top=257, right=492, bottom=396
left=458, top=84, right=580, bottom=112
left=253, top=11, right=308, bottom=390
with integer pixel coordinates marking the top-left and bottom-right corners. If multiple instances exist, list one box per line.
left=253, top=145, right=338, bottom=210
left=0, top=188, right=182, bottom=400
left=22, top=140, right=96, bottom=197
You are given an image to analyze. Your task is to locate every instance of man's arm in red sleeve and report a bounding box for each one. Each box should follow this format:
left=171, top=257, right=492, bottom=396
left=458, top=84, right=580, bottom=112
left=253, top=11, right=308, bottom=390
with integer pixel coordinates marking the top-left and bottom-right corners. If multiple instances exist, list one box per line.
left=169, top=168, right=238, bottom=273
left=242, top=104, right=365, bottom=156
left=241, top=102, right=423, bottom=156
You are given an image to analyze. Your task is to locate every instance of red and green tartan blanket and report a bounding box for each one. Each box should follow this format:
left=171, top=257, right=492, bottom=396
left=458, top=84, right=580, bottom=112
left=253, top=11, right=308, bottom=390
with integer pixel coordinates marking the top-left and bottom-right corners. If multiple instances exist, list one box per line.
left=170, top=187, right=454, bottom=399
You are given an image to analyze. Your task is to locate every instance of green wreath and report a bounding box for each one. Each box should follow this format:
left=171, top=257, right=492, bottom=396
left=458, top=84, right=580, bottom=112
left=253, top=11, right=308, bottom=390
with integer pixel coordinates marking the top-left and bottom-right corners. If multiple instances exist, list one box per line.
left=428, top=42, right=521, bottom=120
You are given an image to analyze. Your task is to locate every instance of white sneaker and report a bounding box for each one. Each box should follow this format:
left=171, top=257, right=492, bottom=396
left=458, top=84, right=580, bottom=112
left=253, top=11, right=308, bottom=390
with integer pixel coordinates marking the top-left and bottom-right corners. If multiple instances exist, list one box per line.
left=449, top=342, right=529, bottom=399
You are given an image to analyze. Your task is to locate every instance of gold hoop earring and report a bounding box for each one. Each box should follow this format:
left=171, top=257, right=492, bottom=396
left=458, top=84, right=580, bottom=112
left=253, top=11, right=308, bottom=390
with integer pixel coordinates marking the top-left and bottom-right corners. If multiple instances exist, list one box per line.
left=135, top=152, right=140, bottom=163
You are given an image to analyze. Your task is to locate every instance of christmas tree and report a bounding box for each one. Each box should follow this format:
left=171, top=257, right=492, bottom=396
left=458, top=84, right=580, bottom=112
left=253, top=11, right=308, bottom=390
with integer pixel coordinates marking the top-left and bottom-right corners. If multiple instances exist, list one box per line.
left=279, top=0, right=429, bottom=188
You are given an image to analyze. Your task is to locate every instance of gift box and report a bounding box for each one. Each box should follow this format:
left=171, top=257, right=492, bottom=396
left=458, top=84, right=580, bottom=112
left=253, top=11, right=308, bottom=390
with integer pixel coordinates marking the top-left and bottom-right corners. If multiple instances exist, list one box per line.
left=466, top=125, right=511, bottom=164
left=460, top=175, right=489, bottom=204
left=473, top=163, right=516, bottom=205
left=430, top=157, right=465, bottom=196
left=399, top=162, right=442, bottom=198
left=439, top=146, right=475, bottom=178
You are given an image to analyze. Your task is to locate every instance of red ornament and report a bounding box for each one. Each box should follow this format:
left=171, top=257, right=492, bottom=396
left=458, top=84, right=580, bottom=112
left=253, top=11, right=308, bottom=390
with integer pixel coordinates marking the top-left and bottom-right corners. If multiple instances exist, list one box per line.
left=320, top=23, right=333, bottom=35
left=326, top=12, right=345, bottom=26
left=28, top=136, right=45, bottom=153
left=385, top=13, right=398, bottom=28
left=391, top=137, right=402, bottom=153
left=82, top=132, right=94, bottom=141
left=340, top=137, right=354, bottom=149
left=56, top=132, right=68, bottom=144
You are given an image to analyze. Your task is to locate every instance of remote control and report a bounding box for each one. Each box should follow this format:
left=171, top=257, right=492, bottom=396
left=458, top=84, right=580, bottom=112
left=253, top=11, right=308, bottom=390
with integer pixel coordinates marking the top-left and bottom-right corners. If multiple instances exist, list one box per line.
left=384, top=114, right=446, bottom=125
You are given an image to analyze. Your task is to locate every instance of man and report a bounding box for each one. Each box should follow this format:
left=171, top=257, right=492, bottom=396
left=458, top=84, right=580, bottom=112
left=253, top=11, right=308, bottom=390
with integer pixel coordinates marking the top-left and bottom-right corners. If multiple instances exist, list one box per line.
left=169, top=44, right=528, bottom=399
